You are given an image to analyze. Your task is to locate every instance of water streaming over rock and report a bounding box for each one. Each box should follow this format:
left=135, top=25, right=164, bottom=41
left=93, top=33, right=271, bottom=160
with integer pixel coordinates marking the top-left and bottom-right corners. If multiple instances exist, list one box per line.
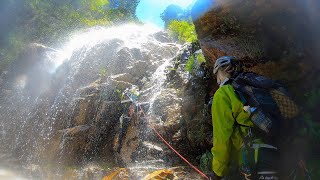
left=0, top=24, right=208, bottom=179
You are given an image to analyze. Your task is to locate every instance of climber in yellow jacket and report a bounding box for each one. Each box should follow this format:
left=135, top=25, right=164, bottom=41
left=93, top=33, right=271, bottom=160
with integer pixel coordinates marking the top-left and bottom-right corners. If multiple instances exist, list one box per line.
left=210, top=56, right=279, bottom=180
left=211, top=56, right=252, bottom=178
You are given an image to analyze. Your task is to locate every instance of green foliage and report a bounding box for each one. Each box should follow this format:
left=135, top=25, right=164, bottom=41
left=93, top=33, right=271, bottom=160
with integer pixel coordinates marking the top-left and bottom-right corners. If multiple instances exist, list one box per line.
left=0, top=0, right=83, bottom=72
left=100, top=68, right=107, bottom=77
left=167, top=20, right=198, bottom=43
left=0, top=0, right=140, bottom=73
left=184, top=53, right=205, bottom=74
left=28, top=0, right=110, bottom=29
left=304, top=117, right=320, bottom=140
left=0, top=33, right=28, bottom=72
left=108, top=0, right=140, bottom=20
left=292, top=84, right=320, bottom=178
left=200, top=151, right=213, bottom=174
left=83, top=0, right=109, bottom=12
left=305, top=89, right=320, bottom=111
left=78, top=0, right=111, bottom=26
left=27, top=1, right=81, bottom=41
left=196, top=53, right=206, bottom=63
left=185, top=55, right=195, bottom=73
left=309, top=159, right=320, bottom=179
left=302, top=89, right=320, bottom=141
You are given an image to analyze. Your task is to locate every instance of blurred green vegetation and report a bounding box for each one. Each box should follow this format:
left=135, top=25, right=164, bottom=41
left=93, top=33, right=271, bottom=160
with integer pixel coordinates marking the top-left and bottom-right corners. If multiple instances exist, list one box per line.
left=196, top=53, right=206, bottom=63
left=167, top=20, right=198, bottom=43
left=185, top=55, right=195, bottom=73
left=0, top=0, right=140, bottom=73
left=300, top=85, right=320, bottom=176
left=160, top=3, right=198, bottom=43
left=185, top=53, right=206, bottom=74
left=302, top=89, right=320, bottom=142
left=100, top=67, right=107, bottom=77
left=309, top=158, right=320, bottom=179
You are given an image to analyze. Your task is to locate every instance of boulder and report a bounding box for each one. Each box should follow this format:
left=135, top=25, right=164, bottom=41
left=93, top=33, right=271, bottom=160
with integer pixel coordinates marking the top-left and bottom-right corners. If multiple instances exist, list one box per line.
left=56, top=125, right=95, bottom=165
left=151, top=89, right=182, bottom=132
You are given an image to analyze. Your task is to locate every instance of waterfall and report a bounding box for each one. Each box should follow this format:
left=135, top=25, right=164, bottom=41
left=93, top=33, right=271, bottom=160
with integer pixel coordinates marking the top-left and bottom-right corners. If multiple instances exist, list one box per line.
left=0, top=24, right=187, bottom=179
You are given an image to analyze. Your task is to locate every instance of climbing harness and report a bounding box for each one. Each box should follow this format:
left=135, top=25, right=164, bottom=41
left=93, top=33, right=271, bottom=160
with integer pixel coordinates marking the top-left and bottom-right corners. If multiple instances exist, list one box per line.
left=235, top=119, right=280, bottom=180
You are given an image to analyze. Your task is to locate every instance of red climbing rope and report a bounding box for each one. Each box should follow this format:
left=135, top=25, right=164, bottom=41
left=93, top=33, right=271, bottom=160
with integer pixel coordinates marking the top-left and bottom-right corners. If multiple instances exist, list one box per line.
left=137, top=104, right=210, bottom=180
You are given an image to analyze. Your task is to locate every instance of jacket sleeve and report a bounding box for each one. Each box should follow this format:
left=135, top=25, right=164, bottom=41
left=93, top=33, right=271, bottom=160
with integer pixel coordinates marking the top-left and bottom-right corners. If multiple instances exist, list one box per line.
left=211, top=89, right=235, bottom=177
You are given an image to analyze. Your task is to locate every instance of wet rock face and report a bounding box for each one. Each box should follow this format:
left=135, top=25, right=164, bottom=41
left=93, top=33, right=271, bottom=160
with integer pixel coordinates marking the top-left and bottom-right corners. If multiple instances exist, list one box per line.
left=192, top=0, right=320, bottom=99
left=152, top=88, right=182, bottom=131
left=2, top=25, right=208, bottom=171
left=0, top=25, right=214, bottom=179
left=110, top=43, right=212, bottom=168
left=45, top=82, right=123, bottom=165
left=149, top=43, right=212, bottom=163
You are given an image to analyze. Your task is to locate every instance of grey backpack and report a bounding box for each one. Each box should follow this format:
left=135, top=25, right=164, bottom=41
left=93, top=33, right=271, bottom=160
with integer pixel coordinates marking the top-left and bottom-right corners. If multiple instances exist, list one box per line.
left=231, top=72, right=300, bottom=136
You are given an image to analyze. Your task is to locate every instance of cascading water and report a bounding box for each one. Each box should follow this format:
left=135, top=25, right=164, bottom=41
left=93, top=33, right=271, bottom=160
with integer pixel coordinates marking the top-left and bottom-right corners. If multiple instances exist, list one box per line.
left=0, top=24, right=200, bottom=179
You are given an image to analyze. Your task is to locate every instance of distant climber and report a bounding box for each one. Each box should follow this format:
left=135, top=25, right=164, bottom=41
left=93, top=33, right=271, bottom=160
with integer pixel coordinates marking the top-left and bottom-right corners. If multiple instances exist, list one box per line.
left=116, top=114, right=131, bottom=153
left=117, top=86, right=140, bottom=152
left=208, top=56, right=300, bottom=179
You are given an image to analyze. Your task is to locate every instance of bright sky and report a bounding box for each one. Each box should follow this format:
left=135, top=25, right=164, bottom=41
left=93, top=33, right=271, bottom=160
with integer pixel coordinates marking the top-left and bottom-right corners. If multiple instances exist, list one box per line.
left=136, top=0, right=196, bottom=29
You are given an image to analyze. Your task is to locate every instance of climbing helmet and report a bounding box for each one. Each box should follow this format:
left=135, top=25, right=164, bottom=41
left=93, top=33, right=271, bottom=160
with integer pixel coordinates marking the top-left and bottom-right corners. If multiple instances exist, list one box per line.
left=213, top=56, right=236, bottom=74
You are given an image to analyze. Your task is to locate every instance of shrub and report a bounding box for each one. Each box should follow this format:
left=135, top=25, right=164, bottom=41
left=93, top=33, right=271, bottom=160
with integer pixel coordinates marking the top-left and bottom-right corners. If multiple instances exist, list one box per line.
left=167, top=20, right=198, bottom=43
left=0, top=0, right=140, bottom=73
left=196, top=53, right=206, bottom=63
left=185, top=55, right=195, bottom=73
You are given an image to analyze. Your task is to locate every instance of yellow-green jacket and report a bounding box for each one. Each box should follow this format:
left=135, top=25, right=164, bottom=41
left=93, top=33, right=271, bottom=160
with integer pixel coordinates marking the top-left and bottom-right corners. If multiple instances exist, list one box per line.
left=211, top=83, right=254, bottom=176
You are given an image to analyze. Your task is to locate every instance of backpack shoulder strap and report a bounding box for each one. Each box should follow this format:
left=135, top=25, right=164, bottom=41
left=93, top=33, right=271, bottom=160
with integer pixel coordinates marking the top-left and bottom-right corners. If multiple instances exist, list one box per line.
left=234, top=89, right=247, bottom=105
left=234, top=72, right=283, bottom=90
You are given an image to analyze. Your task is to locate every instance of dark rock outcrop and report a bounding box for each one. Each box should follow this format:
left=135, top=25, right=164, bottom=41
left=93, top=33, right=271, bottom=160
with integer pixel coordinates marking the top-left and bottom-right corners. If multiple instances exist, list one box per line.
left=192, top=0, right=320, bottom=100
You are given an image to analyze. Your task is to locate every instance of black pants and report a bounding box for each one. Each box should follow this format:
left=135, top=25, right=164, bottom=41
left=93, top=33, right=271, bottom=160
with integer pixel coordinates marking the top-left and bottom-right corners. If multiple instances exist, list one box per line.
left=239, top=147, right=279, bottom=180
left=256, top=147, right=279, bottom=179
